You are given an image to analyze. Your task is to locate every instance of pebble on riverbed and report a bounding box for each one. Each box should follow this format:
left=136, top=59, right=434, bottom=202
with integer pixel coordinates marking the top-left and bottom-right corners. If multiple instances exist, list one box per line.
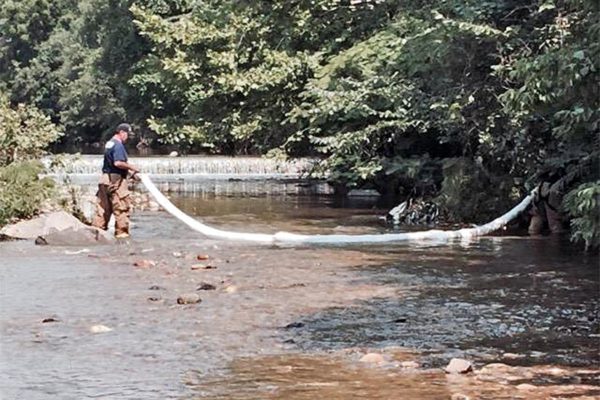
left=516, top=383, right=537, bottom=391
left=399, top=361, right=419, bottom=369
left=191, top=264, right=216, bottom=270
left=445, top=358, right=473, bottom=374
left=450, top=394, right=470, bottom=400
left=89, top=325, right=112, bottom=333
left=133, top=259, right=156, bottom=268
left=196, top=282, right=217, bottom=290
left=223, top=285, right=237, bottom=293
left=177, top=293, right=202, bottom=304
left=359, top=353, right=385, bottom=364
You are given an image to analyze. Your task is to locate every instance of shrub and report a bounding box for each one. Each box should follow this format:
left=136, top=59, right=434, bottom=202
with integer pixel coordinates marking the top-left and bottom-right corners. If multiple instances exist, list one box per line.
left=0, top=99, right=61, bottom=226
left=0, top=97, right=62, bottom=166
left=436, top=158, right=519, bottom=223
left=0, top=161, right=55, bottom=226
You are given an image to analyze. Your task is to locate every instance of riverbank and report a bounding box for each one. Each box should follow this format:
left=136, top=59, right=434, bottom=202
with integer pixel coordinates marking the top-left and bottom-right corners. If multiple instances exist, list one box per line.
left=1, top=211, right=598, bottom=399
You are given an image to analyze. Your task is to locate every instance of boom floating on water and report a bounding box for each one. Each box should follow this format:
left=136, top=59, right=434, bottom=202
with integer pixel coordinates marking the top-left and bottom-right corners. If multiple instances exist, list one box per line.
left=140, top=174, right=533, bottom=245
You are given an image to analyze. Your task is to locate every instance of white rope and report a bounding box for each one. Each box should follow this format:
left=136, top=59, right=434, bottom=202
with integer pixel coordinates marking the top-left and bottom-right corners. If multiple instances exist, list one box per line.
left=140, top=174, right=533, bottom=245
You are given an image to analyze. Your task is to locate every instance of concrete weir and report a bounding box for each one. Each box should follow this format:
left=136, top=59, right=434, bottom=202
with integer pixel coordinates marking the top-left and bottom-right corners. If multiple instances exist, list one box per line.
left=42, top=154, right=333, bottom=196
left=43, top=155, right=315, bottom=177
left=42, top=155, right=329, bottom=195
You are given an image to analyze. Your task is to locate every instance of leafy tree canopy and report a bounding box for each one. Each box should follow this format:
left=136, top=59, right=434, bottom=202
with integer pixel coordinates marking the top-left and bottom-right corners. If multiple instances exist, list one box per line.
left=0, top=0, right=598, bottom=246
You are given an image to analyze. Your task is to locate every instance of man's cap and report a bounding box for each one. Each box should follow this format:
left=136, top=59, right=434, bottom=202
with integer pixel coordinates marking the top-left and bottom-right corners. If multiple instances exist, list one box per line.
left=116, top=123, right=132, bottom=133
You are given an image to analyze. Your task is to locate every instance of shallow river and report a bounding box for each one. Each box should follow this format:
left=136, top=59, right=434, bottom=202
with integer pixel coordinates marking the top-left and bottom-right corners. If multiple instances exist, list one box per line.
left=1, top=189, right=598, bottom=399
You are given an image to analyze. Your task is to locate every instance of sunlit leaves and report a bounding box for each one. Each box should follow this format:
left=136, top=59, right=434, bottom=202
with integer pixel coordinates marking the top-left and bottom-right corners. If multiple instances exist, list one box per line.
left=0, top=97, right=62, bottom=166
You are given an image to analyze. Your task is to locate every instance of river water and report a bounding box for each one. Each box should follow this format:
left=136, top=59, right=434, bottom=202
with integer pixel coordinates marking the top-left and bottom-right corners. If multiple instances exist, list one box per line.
left=1, top=187, right=598, bottom=399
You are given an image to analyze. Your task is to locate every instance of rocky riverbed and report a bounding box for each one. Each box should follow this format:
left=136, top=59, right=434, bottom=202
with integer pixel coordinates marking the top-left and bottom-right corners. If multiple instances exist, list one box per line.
left=1, top=208, right=598, bottom=399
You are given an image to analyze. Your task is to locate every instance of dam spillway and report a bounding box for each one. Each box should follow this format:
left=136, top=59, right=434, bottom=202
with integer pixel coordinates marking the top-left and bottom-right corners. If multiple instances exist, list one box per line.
left=43, top=155, right=331, bottom=195
left=44, top=155, right=315, bottom=177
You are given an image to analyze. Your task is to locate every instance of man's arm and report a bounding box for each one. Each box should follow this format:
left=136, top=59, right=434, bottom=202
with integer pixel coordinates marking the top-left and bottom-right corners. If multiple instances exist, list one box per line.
left=114, top=160, right=140, bottom=174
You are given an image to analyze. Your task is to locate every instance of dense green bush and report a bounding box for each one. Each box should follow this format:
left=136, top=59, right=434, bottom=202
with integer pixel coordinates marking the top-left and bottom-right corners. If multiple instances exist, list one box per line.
left=0, top=98, right=61, bottom=226
left=0, top=161, right=55, bottom=226
left=436, top=158, right=520, bottom=223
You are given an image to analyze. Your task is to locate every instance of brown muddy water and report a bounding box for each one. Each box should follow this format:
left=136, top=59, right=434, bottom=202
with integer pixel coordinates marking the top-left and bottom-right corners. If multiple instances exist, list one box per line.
left=1, top=191, right=599, bottom=399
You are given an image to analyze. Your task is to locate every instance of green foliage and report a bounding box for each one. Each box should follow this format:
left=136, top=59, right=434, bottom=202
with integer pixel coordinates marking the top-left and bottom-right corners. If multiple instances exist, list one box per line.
left=2, top=0, right=147, bottom=143
left=0, top=97, right=61, bottom=225
left=1, top=0, right=599, bottom=230
left=288, top=0, right=598, bottom=222
left=0, top=97, right=62, bottom=166
left=564, top=181, right=600, bottom=250
left=0, top=0, right=73, bottom=86
left=491, top=0, right=600, bottom=176
left=0, top=161, right=55, bottom=226
left=288, top=5, right=507, bottom=197
left=130, top=2, right=318, bottom=153
left=436, top=158, right=519, bottom=223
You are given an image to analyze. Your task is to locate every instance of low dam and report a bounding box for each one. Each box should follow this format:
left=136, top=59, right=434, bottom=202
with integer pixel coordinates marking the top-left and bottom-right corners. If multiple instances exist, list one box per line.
left=43, top=155, right=329, bottom=195
left=44, top=155, right=315, bottom=177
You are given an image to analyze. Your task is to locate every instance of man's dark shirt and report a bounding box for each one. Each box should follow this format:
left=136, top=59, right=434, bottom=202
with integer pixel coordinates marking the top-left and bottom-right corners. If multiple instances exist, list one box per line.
left=102, top=138, right=128, bottom=178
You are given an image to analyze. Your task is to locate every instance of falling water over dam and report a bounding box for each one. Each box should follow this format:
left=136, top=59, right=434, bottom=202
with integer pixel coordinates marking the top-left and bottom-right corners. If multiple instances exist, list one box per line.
left=43, top=155, right=336, bottom=196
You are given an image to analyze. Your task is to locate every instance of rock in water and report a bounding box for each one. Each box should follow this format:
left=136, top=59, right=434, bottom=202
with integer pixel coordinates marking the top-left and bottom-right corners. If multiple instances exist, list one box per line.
left=0, top=211, right=112, bottom=244
left=516, top=384, right=537, bottom=391
left=400, top=361, right=419, bottom=369
left=191, top=264, right=216, bottom=270
left=360, top=353, right=385, bottom=364
left=177, top=293, right=201, bottom=304
left=223, top=285, right=237, bottom=293
left=284, top=322, right=305, bottom=329
left=42, top=227, right=113, bottom=245
left=445, top=358, right=473, bottom=374
left=196, top=283, right=217, bottom=290
left=90, top=325, right=112, bottom=333
left=451, top=394, right=470, bottom=400
left=133, top=259, right=156, bottom=268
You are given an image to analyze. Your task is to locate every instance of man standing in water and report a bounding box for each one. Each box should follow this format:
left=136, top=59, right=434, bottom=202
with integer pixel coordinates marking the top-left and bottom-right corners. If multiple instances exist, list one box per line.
left=92, top=123, right=140, bottom=238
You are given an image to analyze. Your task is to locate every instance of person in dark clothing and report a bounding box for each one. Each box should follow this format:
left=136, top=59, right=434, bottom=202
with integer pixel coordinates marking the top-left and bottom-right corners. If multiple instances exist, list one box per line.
left=528, top=170, right=566, bottom=235
left=92, top=123, right=140, bottom=238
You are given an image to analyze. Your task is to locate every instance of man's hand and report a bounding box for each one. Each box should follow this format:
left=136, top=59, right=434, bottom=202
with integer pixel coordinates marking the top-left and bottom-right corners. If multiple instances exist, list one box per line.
left=131, top=171, right=142, bottom=181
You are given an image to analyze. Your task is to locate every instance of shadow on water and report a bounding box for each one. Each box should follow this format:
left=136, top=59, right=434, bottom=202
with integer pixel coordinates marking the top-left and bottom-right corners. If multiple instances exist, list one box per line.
left=277, top=237, right=599, bottom=368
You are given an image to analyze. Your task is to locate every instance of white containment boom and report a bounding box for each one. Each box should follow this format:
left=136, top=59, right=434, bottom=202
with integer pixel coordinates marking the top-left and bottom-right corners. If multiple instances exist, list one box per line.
left=140, top=174, right=534, bottom=245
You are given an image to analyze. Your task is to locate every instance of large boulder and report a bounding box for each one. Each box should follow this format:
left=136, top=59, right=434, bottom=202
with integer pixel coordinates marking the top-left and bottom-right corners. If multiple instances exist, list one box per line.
left=0, top=211, right=113, bottom=244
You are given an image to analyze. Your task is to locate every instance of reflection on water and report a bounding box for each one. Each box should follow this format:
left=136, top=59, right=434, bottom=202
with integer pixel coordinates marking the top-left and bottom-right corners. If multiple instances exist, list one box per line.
left=186, top=353, right=599, bottom=400
left=1, top=184, right=598, bottom=400
left=168, top=192, right=387, bottom=235
left=185, top=354, right=450, bottom=400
